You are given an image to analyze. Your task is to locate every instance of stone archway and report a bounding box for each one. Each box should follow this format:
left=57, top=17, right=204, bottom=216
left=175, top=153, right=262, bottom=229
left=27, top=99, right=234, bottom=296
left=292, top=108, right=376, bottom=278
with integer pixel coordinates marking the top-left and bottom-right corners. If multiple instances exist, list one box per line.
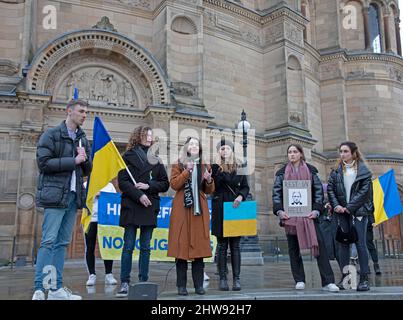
left=26, top=28, right=171, bottom=109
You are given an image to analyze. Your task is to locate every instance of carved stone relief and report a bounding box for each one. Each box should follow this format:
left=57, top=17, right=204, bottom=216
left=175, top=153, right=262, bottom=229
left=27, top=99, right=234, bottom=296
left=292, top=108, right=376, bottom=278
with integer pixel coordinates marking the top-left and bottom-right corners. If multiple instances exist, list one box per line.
left=63, top=68, right=138, bottom=107
left=204, top=11, right=261, bottom=46
left=387, top=65, right=402, bottom=82
left=265, top=24, right=283, bottom=46
left=118, top=0, right=151, bottom=10
left=284, top=23, right=303, bottom=46
left=172, top=82, right=197, bottom=97
left=45, top=53, right=155, bottom=109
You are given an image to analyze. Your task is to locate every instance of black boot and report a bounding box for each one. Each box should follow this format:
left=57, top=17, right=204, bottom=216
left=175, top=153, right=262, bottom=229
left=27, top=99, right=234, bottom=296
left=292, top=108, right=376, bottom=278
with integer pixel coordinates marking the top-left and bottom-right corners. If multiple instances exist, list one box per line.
left=192, top=259, right=205, bottom=294
left=219, top=278, right=229, bottom=291
left=178, top=287, right=188, bottom=296
left=374, top=263, right=382, bottom=275
left=357, top=274, right=370, bottom=291
left=217, top=245, right=229, bottom=291
left=176, top=259, right=188, bottom=295
left=337, top=273, right=349, bottom=290
left=231, top=243, right=241, bottom=291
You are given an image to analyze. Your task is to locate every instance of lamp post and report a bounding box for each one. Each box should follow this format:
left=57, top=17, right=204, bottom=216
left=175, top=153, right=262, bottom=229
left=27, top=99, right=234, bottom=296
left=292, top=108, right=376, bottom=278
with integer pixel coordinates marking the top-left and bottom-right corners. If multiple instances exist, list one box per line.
left=237, top=109, right=250, bottom=169
left=237, top=110, right=264, bottom=265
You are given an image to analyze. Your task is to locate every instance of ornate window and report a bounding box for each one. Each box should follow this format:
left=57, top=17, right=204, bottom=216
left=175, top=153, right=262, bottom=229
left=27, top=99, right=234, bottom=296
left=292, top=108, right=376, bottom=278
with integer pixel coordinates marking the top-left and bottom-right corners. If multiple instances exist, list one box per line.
left=369, top=3, right=382, bottom=53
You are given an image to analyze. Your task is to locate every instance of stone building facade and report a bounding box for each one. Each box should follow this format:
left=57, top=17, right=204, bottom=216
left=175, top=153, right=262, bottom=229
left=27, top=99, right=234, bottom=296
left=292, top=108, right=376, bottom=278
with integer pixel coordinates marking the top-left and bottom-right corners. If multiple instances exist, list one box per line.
left=0, top=0, right=402, bottom=261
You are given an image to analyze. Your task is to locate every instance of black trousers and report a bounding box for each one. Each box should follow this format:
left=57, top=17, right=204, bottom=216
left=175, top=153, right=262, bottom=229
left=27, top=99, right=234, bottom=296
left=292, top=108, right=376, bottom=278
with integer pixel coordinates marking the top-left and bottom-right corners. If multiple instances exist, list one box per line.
left=176, top=258, right=204, bottom=289
left=366, top=224, right=379, bottom=264
left=286, top=222, right=335, bottom=287
left=337, top=215, right=370, bottom=275
left=84, top=222, right=113, bottom=275
left=217, top=236, right=241, bottom=279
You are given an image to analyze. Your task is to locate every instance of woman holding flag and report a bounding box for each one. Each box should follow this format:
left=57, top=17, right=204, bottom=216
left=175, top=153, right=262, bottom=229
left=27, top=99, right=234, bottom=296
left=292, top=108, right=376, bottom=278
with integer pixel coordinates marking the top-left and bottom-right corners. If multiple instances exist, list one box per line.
left=327, top=141, right=373, bottom=291
left=116, top=126, right=169, bottom=297
left=168, top=137, right=215, bottom=296
left=272, top=144, right=339, bottom=292
left=211, top=138, right=249, bottom=291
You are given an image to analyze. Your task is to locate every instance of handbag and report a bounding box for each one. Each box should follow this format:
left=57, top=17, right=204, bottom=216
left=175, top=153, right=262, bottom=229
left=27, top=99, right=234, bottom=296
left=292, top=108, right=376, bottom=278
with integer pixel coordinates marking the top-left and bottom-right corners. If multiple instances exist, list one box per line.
left=335, top=215, right=358, bottom=244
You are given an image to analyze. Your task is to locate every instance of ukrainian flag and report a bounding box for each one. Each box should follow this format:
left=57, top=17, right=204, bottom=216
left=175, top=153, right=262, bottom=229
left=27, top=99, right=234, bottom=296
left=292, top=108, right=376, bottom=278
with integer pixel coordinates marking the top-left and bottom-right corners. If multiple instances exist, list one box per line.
left=373, top=169, right=403, bottom=226
left=82, top=116, right=127, bottom=232
left=223, top=201, right=257, bottom=237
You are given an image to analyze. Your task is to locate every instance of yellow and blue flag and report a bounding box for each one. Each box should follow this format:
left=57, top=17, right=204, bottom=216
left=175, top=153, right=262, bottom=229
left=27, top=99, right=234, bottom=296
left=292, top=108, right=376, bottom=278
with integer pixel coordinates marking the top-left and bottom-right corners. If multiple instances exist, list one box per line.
left=223, top=201, right=257, bottom=237
left=373, top=169, right=403, bottom=226
left=81, top=116, right=127, bottom=233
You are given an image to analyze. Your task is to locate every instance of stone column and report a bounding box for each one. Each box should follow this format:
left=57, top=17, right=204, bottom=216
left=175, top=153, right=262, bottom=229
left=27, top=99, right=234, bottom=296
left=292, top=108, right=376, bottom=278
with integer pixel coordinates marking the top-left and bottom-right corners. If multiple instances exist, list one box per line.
left=13, top=93, right=48, bottom=264
left=363, top=7, right=371, bottom=51
left=14, top=132, right=40, bottom=263
left=301, top=4, right=307, bottom=41
left=395, top=17, right=402, bottom=56
left=383, top=15, right=392, bottom=53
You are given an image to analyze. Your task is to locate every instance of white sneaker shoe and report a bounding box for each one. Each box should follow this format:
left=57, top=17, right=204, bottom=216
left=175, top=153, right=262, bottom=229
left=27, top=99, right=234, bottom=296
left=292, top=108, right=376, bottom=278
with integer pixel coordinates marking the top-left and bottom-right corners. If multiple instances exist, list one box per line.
left=203, top=272, right=210, bottom=281
left=322, top=283, right=340, bottom=292
left=105, top=273, right=117, bottom=285
left=86, top=274, right=97, bottom=286
left=32, top=290, right=45, bottom=300
left=47, top=287, right=82, bottom=300
left=295, top=282, right=305, bottom=290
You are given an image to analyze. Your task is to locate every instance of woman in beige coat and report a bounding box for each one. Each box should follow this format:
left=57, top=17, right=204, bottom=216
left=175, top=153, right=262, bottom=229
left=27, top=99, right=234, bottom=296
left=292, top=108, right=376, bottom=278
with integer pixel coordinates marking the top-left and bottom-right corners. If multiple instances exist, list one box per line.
left=167, top=137, right=215, bottom=295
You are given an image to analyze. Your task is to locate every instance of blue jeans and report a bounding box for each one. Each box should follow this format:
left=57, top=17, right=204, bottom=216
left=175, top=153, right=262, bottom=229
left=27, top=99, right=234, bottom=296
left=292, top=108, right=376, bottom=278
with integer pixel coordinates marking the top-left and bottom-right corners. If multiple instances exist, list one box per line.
left=120, top=225, right=154, bottom=283
left=34, top=192, right=77, bottom=291
left=338, top=215, right=370, bottom=275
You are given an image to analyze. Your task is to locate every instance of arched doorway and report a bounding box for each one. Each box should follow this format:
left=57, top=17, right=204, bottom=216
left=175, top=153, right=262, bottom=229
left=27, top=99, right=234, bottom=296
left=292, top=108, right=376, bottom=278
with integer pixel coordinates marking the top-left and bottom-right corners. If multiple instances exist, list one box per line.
left=27, top=28, right=170, bottom=108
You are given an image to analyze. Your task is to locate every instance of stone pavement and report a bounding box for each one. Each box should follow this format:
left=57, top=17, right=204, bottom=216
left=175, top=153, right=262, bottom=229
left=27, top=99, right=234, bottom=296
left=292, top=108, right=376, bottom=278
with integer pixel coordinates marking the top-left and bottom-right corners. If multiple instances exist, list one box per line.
left=1, top=258, right=403, bottom=300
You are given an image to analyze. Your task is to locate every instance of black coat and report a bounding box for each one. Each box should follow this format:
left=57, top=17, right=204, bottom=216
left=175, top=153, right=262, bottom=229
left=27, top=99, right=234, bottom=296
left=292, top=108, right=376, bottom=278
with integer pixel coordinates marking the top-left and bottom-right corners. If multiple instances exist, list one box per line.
left=211, top=164, right=250, bottom=237
left=272, top=163, right=324, bottom=217
left=327, top=161, right=373, bottom=217
left=36, top=121, right=92, bottom=209
left=118, top=145, right=169, bottom=228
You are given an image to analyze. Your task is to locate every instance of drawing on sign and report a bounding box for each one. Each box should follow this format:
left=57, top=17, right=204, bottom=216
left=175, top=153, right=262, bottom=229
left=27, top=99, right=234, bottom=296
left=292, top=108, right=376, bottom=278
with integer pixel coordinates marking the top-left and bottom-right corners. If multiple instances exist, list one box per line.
left=289, top=189, right=308, bottom=206
left=283, top=180, right=312, bottom=217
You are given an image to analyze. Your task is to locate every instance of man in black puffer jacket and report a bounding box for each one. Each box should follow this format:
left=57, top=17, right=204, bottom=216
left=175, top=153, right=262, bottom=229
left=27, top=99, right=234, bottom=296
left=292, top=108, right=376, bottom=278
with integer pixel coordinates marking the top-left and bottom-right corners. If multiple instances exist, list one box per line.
left=32, top=99, right=92, bottom=301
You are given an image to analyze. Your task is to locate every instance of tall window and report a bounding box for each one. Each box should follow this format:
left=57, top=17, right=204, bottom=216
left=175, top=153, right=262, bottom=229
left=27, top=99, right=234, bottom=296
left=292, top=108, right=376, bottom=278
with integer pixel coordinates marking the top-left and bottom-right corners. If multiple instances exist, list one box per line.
left=369, top=4, right=382, bottom=53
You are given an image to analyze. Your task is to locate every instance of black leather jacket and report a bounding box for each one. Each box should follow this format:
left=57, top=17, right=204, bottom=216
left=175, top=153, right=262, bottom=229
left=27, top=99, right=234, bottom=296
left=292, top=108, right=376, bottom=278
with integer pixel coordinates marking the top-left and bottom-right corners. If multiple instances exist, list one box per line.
left=272, top=163, right=324, bottom=216
left=327, top=161, right=373, bottom=217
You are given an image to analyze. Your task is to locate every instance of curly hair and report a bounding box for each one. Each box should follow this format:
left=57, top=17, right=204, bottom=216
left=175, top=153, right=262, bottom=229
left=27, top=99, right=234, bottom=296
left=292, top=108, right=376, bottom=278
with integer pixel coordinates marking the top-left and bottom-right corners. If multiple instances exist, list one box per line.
left=126, top=126, right=152, bottom=151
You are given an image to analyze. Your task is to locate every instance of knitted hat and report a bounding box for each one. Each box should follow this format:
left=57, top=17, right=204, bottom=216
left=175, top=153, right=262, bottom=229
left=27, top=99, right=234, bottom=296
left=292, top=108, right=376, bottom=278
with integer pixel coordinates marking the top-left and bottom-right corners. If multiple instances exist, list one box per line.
left=216, top=138, right=234, bottom=151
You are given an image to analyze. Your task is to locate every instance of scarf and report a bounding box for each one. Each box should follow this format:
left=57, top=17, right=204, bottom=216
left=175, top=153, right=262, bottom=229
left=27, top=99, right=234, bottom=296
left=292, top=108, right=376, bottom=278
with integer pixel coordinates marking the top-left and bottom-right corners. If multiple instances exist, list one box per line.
left=192, top=158, right=201, bottom=215
left=283, top=161, right=319, bottom=257
left=183, top=157, right=201, bottom=216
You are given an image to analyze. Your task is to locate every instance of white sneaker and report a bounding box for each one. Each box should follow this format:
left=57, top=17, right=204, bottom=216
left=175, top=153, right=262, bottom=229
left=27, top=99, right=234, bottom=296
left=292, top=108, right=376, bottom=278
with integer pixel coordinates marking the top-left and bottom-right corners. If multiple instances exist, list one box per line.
left=105, top=273, right=117, bottom=285
left=295, top=282, right=305, bottom=290
left=203, top=272, right=210, bottom=281
left=47, top=287, right=82, bottom=300
left=322, top=283, right=340, bottom=292
left=32, top=290, right=45, bottom=300
left=86, top=274, right=97, bottom=286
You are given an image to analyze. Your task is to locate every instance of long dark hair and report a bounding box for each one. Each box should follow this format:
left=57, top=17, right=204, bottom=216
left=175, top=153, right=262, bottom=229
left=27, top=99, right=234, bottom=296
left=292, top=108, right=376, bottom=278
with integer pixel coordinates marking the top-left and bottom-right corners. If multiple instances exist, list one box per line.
left=287, top=144, right=306, bottom=162
left=179, top=136, right=203, bottom=167
left=335, top=141, right=363, bottom=170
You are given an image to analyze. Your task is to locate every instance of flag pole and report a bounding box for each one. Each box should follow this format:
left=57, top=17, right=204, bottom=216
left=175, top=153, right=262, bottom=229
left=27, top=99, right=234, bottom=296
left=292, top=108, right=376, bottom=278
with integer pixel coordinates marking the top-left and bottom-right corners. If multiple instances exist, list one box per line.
left=125, top=167, right=137, bottom=186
